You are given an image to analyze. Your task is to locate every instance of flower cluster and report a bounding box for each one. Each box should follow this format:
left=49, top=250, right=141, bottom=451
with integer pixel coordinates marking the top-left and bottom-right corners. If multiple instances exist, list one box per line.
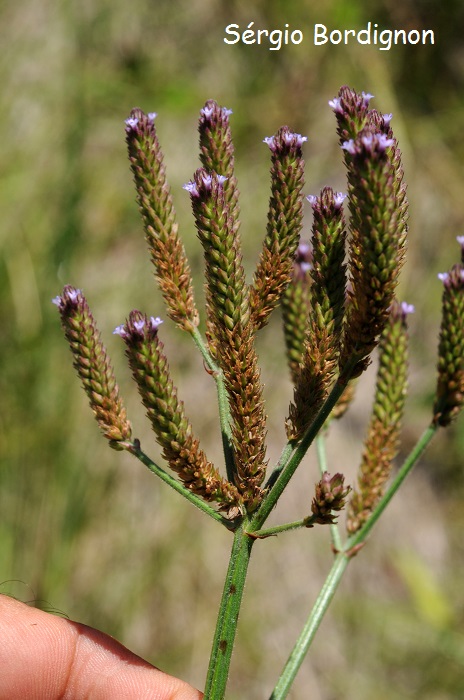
left=309, top=472, right=351, bottom=526
left=53, top=87, right=463, bottom=533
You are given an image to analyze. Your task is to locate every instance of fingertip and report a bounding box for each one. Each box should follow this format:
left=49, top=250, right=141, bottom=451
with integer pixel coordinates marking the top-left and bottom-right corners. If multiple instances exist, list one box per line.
left=0, top=594, right=203, bottom=700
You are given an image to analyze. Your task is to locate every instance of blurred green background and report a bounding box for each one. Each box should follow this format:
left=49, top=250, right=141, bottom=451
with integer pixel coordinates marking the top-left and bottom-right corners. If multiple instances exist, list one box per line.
left=1, top=0, right=464, bottom=697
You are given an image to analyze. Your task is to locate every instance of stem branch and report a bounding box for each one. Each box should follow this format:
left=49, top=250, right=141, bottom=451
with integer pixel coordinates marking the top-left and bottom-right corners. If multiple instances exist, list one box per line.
left=269, top=552, right=349, bottom=700
left=122, top=440, right=231, bottom=528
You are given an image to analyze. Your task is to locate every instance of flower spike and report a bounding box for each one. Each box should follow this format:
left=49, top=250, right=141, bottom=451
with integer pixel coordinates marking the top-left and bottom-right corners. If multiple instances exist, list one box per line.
left=186, top=168, right=267, bottom=511
left=432, top=251, right=464, bottom=427
left=53, top=286, right=132, bottom=448
left=347, top=299, right=411, bottom=533
left=251, top=126, right=306, bottom=330
left=286, top=186, right=347, bottom=440
left=281, top=240, right=313, bottom=385
left=116, top=310, right=242, bottom=513
left=125, top=108, right=199, bottom=332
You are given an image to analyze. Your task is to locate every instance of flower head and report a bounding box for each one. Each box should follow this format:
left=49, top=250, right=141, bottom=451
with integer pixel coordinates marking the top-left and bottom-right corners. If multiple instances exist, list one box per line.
left=53, top=286, right=132, bottom=446
left=310, top=472, right=350, bottom=525
left=263, top=127, right=307, bottom=153
left=52, top=286, right=82, bottom=311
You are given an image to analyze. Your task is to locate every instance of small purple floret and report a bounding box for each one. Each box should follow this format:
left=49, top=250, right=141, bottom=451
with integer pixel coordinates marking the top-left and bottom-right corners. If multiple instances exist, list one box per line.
left=200, top=106, right=214, bottom=119
left=328, top=97, right=343, bottom=114
left=263, top=135, right=276, bottom=149
left=264, top=131, right=307, bottom=152
left=149, top=316, right=163, bottom=331
left=183, top=181, right=200, bottom=197
left=376, top=133, right=394, bottom=151
left=401, top=302, right=415, bottom=316
left=200, top=173, right=213, bottom=189
left=147, top=112, right=157, bottom=122
left=344, top=133, right=393, bottom=156
left=113, top=324, right=127, bottom=338
left=341, top=139, right=356, bottom=155
left=133, top=318, right=145, bottom=333
left=297, top=241, right=311, bottom=257
left=53, top=287, right=82, bottom=310
left=334, top=192, right=346, bottom=209
left=456, top=235, right=464, bottom=247
left=282, top=131, right=307, bottom=147
left=438, top=272, right=449, bottom=283
left=125, top=117, right=139, bottom=130
left=306, top=194, right=318, bottom=206
left=361, top=92, right=374, bottom=105
left=383, top=113, right=393, bottom=127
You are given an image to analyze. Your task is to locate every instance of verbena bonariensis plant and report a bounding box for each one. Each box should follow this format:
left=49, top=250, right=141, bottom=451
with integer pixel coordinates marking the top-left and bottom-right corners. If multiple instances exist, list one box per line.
left=53, top=87, right=464, bottom=700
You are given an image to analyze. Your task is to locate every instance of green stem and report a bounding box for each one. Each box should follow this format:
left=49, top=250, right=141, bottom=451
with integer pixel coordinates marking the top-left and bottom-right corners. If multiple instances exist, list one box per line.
left=346, top=423, right=438, bottom=550
left=268, top=423, right=439, bottom=699
left=265, top=441, right=294, bottom=489
left=250, top=519, right=309, bottom=539
left=204, top=524, right=254, bottom=699
left=190, top=327, right=236, bottom=482
left=269, top=552, right=350, bottom=700
left=122, top=440, right=232, bottom=528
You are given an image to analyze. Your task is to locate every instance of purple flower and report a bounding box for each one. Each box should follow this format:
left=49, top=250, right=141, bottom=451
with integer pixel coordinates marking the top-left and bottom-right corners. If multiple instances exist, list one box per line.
left=361, top=91, right=374, bottom=105
left=200, top=105, right=232, bottom=120
left=183, top=172, right=227, bottom=198
left=263, top=135, right=276, bottom=149
left=342, top=132, right=393, bottom=156
left=133, top=318, right=146, bottom=334
left=400, top=302, right=415, bottom=318
left=341, top=139, right=356, bottom=155
left=125, top=117, right=139, bottom=130
left=183, top=181, right=200, bottom=197
left=333, top=192, right=346, bottom=209
left=199, top=173, right=213, bottom=190
left=147, top=112, right=157, bottom=122
left=52, top=286, right=82, bottom=310
left=457, top=235, right=464, bottom=248
left=263, top=130, right=307, bottom=152
left=306, top=194, right=318, bottom=206
left=375, top=133, right=394, bottom=151
left=438, top=272, right=450, bottom=283
left=200, top=105, right=214, bottom=119
left=149, top=316, right=163, bottom=331
left=283, top=131, right=307, bottom=147
left=328, top=97, right=343, bottom=114
left=382, top=113, right=393, bottom=127
left=113, top=324, right=128, bottom=338
left=297, top=241, right=312, bottom=258
left=114, top=314, right=163, bottom=340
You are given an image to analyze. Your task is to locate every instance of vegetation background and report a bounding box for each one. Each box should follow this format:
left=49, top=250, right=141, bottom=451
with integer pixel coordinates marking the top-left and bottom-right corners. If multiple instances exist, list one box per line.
left=1, top=0, right=464, bottom=698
